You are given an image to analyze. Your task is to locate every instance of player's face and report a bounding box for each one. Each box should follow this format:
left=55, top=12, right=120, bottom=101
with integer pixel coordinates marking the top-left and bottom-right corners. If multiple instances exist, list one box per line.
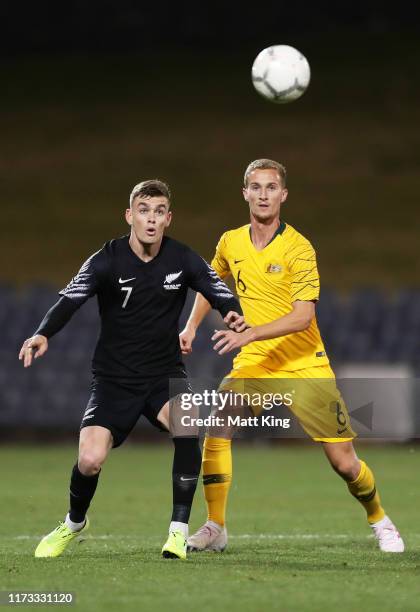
left=126, top=196, right=172, bottom=245
left=243, top=169, right=288, bottom=221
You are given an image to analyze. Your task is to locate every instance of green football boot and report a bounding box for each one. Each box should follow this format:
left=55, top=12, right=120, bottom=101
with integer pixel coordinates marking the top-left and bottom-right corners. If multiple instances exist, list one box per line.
left=161, top=530, right=187, bottom=560
left=34, top=517, right=89, bottom=558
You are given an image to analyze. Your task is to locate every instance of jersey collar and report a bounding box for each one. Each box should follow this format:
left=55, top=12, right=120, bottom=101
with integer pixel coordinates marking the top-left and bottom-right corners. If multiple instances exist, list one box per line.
left=125, top=234, right=167, bottom=265
left=248, top=220, right=286, bottom=250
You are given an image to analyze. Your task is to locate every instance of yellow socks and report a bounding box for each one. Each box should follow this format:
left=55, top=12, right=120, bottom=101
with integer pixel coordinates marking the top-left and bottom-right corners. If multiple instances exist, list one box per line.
left=202, top=436, right=232, bottom=526
left=347, top=460, right=385, bottom=524
left=202, top=442, right=385, bottom=527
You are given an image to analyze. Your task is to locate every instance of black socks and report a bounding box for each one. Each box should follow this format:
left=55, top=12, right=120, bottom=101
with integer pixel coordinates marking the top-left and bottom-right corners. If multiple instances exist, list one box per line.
left=69, top=463, right=100, bottom=523
left=68, top=438, right=200, bottom=526
left=171, top=437, right=201, bottom=524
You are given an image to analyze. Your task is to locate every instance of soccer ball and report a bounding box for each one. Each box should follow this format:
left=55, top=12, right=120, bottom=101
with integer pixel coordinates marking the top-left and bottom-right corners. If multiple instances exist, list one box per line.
left=251, top=45, right=311, bottom=104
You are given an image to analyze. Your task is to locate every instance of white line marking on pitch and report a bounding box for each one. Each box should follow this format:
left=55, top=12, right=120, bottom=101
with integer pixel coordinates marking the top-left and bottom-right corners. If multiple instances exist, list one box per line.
left=5, top=533, right=420, bottom=541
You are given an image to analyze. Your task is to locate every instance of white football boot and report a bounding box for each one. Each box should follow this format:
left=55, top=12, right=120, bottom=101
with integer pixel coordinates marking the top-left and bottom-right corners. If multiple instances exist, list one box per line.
left=187, top=521, right=228, bottom=552
left=370, top=515, right=404, bottom=553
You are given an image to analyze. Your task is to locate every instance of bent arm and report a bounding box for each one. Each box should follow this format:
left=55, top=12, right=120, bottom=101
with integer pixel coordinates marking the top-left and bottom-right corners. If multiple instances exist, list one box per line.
left=212, top=301, right=316, bottom=355
left=247, top=300, right=315, bottom=343
left=186, top=250, right=241, bottom=319
left=185, top=292, right=212, bottom=332
left=186, top=232, right=234, bottom=331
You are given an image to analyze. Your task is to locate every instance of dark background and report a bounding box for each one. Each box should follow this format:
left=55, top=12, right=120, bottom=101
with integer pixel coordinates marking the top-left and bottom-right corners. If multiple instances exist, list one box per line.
left=1, top=2, right=419, bottom=56
left=1, top=1, right=419, bottom=288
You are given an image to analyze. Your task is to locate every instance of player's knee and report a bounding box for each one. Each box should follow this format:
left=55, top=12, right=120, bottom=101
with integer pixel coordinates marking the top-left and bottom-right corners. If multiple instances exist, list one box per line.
left=329, top=455, right=360, bottom=481
left=78, top=450, right=106, bottom=475
left=207, top=403, right=243, bottom=439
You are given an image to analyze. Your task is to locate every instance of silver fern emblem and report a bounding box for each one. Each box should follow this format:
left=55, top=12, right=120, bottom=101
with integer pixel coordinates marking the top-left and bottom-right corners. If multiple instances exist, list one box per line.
left=164, top=271, right=182, bottom=284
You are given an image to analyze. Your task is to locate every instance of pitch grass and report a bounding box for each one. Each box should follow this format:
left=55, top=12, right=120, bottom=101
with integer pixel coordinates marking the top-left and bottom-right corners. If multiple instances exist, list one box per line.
left=1, top=443, right=420, bottom=611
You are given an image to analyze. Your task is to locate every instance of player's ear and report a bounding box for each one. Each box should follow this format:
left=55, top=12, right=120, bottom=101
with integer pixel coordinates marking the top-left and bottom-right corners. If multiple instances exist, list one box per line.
left=281, top=188, right=288, bottom=203
left=165, top=210, right=172, bottom=227
left=242, top=187, right=249, bottom=202
left=125, top=208, right=132, bottom=226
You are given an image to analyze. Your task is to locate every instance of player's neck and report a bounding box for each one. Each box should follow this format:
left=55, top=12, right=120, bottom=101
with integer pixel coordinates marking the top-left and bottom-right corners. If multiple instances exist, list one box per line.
left=129, top=233, right=163, bottom=262
left=249, top=216, right=280, bottom=250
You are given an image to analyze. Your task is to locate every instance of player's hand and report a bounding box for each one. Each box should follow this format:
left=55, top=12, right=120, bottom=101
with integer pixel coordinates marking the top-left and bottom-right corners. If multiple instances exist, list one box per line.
left=18, top=335, right=48, bottom=368
left=212, top=328, right=254, bottom=355
left=179, top=325, right=196, bottom=355
left=223, top=311, right=249, bottom=333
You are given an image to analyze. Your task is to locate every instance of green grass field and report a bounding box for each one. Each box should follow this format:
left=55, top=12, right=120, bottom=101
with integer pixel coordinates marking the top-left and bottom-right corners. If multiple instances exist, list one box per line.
left=1, top=443, right=420, bottom=611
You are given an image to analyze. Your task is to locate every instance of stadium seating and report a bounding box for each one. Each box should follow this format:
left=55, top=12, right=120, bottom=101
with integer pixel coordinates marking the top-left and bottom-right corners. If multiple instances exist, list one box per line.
left=1, top=283, right=419, bottom=427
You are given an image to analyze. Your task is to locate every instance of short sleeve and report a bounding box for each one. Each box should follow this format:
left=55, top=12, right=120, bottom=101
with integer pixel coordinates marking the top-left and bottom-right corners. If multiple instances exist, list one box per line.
left=287, top=239, right=320, bottom=302
left=210, top=232, right=231, bottom=279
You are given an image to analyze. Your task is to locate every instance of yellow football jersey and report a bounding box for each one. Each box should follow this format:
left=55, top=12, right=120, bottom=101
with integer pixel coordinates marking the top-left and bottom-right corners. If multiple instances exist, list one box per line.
left=211, top=222, right=330, bottom=372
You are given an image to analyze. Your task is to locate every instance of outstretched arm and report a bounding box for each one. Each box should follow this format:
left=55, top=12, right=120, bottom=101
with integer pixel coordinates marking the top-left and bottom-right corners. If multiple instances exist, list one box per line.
left=18, top=249, right=105, bottom=367
left=19, top=296, right=83, bottom=367
left=19, top=335, right=48, bottom=368
left=18, top=293, right=80, bottom=367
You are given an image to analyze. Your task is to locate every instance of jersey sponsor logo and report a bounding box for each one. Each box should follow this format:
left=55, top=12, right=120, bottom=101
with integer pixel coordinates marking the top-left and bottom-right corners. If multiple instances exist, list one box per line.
left=164, top=271, right=183, bottom=290
left=266, top=263, right=283, bottom=274
left=234, top=258, right=245, bottom=264
left=119, top=277, right=136, bottom=284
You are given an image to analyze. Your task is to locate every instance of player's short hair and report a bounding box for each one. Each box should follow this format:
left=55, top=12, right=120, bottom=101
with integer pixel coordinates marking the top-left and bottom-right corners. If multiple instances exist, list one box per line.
left=129, top=180, right=171, bottom=207
left=244, top=159, right=287, bottom=187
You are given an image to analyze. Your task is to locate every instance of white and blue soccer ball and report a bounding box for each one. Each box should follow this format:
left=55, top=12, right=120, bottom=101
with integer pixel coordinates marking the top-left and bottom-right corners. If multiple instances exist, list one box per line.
left=251, top=45, right=311, bottom=104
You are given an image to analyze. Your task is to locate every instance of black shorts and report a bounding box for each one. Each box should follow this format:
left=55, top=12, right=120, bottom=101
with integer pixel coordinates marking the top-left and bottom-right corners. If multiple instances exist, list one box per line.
left=80, top=373, right=191, bottom=447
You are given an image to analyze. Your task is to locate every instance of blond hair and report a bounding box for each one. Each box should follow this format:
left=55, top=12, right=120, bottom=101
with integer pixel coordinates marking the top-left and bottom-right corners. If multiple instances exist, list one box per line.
left=244, top=159, right=287, bottom=187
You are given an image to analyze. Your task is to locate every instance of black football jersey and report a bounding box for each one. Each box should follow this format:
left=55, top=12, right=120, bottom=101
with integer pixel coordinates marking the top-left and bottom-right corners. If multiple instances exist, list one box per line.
left=35, top=235, right=241, bottom=380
